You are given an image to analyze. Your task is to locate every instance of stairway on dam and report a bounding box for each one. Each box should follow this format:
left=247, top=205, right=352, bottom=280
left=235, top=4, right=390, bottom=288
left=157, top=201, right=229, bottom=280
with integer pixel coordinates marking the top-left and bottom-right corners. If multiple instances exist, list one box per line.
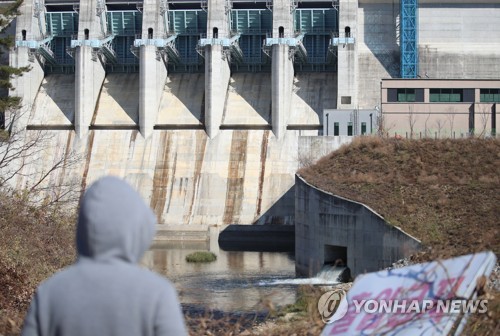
left=20, top=71, right=336, bottom=231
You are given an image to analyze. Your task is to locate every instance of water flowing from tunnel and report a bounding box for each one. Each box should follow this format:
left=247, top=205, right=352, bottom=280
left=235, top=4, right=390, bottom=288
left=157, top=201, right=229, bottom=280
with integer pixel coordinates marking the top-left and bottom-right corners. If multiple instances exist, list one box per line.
left=257, top=265, right=346, bottom=286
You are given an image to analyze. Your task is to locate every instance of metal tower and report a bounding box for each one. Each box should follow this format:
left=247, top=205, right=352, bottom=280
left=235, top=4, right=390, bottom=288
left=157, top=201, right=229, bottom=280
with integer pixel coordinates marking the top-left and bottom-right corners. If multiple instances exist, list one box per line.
left=400, top=0, right=418, bottom=78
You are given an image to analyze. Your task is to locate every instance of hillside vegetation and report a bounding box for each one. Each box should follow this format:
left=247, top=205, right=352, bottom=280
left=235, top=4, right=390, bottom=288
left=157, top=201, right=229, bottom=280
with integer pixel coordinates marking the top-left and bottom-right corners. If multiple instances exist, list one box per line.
left=299, top=137, right=500, bottom=334
left=0, top=195, right=75, bottom=334
left=300, top=137, right=499, bottom=259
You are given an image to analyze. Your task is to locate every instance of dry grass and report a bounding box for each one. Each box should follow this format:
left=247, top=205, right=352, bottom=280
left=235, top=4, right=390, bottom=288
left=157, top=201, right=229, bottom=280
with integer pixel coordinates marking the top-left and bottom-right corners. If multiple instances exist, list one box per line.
left=299, top=136, right=500, bottom=335
left=0, top=193, right=76, bottom=335
left=299, top=137, right=499, bottom=259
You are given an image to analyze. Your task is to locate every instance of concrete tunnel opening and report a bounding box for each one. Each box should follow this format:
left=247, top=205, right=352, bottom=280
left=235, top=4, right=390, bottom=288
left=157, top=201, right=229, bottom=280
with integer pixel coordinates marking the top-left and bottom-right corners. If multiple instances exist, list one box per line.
left=323, top=244, right=351, bottom=282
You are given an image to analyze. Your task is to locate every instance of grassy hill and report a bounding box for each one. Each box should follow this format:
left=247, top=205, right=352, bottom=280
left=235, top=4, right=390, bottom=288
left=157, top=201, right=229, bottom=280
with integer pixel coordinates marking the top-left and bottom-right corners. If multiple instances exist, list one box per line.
left=299, top=137, right=500, bottom=335
left=299, top=137, right=499, bottom=260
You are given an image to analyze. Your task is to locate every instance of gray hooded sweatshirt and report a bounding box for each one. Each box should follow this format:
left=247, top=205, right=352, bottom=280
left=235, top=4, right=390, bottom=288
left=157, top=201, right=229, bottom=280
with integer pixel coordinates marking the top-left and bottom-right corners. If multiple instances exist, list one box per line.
left=22, top=176, right=187, bottom=336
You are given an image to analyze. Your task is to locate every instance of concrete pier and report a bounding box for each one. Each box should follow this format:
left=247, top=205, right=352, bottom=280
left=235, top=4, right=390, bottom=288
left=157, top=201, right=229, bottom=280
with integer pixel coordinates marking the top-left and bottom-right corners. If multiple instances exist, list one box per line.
left=337, top=0, right=358, bottom=109
left=139, top=0, right=168, bottom=138
left=270, top=0, right=295, bottom=138
left=74, top=0, right=107, bottom=137
left=204, top=0, right=231, bottom=138
left=9, top=0, right=46, bottom=128
left=271, top=44, right=293, bottom=138
left=205, top=44, right=230, bottom=138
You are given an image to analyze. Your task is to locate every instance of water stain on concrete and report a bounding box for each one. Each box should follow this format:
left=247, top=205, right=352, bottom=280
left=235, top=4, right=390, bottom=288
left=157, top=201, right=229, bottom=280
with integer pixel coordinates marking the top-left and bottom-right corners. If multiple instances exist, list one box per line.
left=55, top=131, right=74, bottom=200
left=185, top=130, right=208, bottom=224
left=223, top=130, right=249, bottom=224
left=80, top=130, right=95, bottom=200
left=166, top=151, right=178, bottom=213
left=151, top=132, right=173, bottom=223
left=256, top=130, right=269, bottom=218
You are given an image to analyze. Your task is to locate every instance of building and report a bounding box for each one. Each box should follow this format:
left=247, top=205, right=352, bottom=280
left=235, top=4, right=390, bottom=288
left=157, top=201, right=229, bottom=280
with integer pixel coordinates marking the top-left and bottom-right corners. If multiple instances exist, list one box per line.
left=381, top=79, right=500, bottom=138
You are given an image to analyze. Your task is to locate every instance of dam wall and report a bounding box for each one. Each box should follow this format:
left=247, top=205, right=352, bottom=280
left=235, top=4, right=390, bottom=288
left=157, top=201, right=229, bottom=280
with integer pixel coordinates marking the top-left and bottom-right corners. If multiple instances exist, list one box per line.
left=13, top=128, right=299, bottom=228
left=13, top=67, right=340, bottom=232
left=295, top=175, right=421, bottom=277
left=418, top=2, right=500, bottom=80
left=6, top=0, right=500, bottom=232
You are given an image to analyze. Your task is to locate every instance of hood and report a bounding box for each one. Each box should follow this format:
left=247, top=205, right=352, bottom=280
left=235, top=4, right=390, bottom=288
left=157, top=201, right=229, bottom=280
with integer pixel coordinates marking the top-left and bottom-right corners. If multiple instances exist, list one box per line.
left=76, top=176, right=156, bottom=263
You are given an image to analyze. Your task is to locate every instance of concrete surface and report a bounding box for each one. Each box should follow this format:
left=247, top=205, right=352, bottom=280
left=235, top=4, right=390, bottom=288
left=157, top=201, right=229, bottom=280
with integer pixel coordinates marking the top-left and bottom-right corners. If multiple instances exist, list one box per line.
left=218, top=224, right=294, bottom=252
left=295, top=175, right=421, bottom=278
left=29, top=75, right=75, bottom=125
left=10, top=128, right=305, bottom=229
left=337, top=0, right=359, bottom=109
left=75, top=46, right=106, bottom=137
left=297, top=136, right=353, bottom=169
left=157, top=74, right=205, bottom=125
left=272, top=44, right=293, bottom=138
left=94, top=74, right=139, bottom=125
left=289, top=73, right=338, bottom=126
left=223, top=73, right=271, bottom=125
left=205, top=44, right=230, bottom=138
left=7, top=0, right=500, bottom=235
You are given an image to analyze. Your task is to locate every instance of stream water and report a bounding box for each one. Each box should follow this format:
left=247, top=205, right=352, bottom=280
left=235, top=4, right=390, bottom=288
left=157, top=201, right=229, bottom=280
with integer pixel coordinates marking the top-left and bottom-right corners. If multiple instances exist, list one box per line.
left=142, top=240, right=342, bottom=314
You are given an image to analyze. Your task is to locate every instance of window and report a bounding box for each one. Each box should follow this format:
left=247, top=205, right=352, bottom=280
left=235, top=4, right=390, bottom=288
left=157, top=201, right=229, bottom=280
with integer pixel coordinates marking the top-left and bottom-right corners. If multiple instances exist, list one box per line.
left=148, top=28, right=153, bottom=39
left=388, top=88, right=424, bottom=102
left=279, top=26, right=284, bottom=38
left=361, top=122, right=367, bottom=135
left=341, top=96, right=351, bottom=104
left=345, top=26, right=351, bottom=38
left=480, top=89, right=500, bottom=102
left=213, top=27, right=218, bottom=39
left=334, top=122, right=339, bottom=136
left=22, top=30, right=26, bottom=41
left=347, top=122, right=353, bottom=136
left=429, top=89, right=463, bottom=102
left=397, top=88, right=416, bottom=102
left=84, top=29, right=89, bottom=40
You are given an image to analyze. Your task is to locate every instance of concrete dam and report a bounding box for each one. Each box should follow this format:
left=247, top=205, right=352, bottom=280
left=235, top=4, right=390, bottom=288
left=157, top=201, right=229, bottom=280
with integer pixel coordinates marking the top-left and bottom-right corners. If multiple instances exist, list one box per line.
left=23, top=71, right=338, bottom=228
left=7, top=0, right=500, bottom=236
left=8, top=0, right=344, bottom=232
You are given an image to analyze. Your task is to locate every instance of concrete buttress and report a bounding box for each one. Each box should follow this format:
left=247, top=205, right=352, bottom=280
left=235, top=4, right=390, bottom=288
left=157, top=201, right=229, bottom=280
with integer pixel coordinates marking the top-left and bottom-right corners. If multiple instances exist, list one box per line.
left=271, top=0, right=294, bottom=138
left=9, top=0, right=46, bottom=130
left=139, top=0, right=168, bottom=138
left=204, top=0, right=231, bottom=138
left=75, top=0, right=106, bottom=137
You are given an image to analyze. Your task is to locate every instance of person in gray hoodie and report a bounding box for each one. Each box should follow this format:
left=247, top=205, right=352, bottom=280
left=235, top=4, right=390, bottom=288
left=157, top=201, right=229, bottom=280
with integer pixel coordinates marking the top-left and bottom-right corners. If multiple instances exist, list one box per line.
left=22, top=176, right=188, bottom=336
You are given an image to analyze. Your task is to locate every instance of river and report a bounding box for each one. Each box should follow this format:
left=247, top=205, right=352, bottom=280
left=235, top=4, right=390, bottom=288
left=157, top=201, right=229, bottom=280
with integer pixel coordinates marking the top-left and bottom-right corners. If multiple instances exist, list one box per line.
left=142, top=240, right=298, bottom=313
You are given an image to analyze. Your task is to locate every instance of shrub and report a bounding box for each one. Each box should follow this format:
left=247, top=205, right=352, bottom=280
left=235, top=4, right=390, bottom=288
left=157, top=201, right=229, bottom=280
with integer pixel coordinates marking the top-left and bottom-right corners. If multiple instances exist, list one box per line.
left=185, top=251, right=217, bottom=263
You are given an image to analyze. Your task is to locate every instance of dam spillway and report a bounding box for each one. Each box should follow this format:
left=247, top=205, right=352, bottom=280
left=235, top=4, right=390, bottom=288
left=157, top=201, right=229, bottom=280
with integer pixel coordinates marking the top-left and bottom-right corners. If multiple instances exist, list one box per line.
left=8, top=0, right=500, bottom=231
left=8, top=0, right=343, bottom=230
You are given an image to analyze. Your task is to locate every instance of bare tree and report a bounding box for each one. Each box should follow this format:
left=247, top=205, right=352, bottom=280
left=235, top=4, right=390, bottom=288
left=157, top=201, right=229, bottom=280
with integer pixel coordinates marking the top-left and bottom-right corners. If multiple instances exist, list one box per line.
left=446, top=107, right=456, bottom=138
left=435, top=119, right=446, bottom=139
left=407, top=104, right=417, bottom=139
left=0, top=107, right=82, bottom=205
left=377, top=112, right=395, bottom=138
left=424, top=105, right=432, bottom=138
left=477, top=105, right=491, bottom=138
